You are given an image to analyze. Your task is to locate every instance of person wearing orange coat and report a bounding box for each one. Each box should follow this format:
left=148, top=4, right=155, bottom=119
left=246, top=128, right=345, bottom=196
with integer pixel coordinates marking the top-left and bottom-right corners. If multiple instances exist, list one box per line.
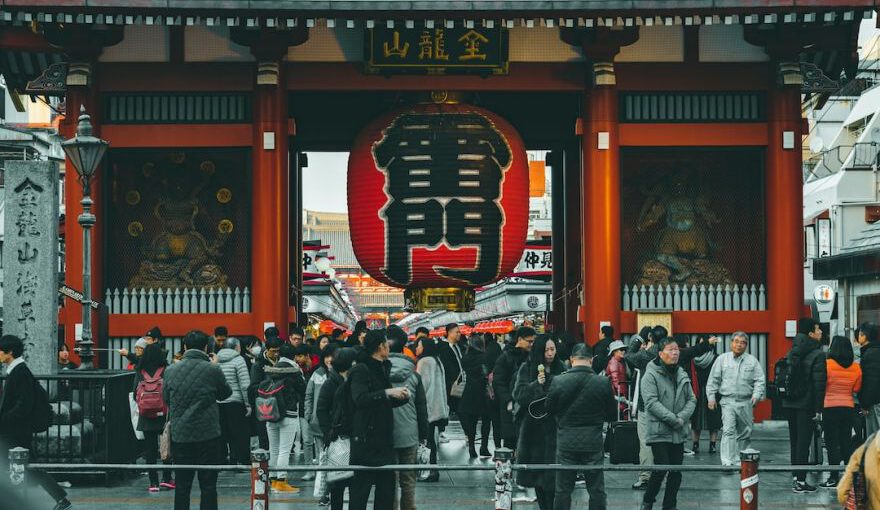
left=822, top=335, right=863, bottom=488
left=605, top=340, right=629, bottom=419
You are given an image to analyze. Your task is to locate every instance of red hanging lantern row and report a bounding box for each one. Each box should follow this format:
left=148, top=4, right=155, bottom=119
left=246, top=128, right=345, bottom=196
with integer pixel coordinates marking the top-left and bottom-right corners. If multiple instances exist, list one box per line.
left=348, top=100, right=529, bottom=312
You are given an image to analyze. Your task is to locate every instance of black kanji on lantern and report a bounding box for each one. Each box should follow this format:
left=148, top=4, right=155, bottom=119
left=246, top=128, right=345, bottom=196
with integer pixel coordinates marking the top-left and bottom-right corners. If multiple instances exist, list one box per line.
left=373, top=112, right=512, bottom=286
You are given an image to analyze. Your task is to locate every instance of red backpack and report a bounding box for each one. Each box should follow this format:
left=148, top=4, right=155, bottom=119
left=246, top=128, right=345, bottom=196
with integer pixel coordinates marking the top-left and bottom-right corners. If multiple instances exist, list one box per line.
left=136, top=367, right=167, bottom=419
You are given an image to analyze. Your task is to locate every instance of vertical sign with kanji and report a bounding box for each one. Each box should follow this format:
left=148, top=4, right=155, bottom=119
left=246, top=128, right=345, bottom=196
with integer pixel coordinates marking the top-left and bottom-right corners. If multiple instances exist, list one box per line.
left=3, top=161, right=59, bottom=375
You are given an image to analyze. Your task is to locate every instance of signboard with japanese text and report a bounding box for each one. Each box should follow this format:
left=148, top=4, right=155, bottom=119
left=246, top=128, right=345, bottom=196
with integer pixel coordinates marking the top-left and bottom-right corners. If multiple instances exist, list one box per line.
left=366, top=27, right=509, bottom=75
left=510, top=243, right=552, bottom=280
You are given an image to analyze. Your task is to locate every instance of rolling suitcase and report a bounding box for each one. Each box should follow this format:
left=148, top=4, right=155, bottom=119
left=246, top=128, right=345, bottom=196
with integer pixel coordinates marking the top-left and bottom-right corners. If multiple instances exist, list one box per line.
left=607, top=391, right=639, bottom=465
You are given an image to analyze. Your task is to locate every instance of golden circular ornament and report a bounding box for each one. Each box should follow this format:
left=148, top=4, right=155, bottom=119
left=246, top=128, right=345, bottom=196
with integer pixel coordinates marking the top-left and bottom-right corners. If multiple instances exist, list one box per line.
left=142, top=162, right=155, bottom=177
left=170, top=152, right=186, bottom=164
left=218, top=219, right=234, bottom=234
left=127, top=221, right=144, bottom=237
left=201, top=160, right=216, bottom=175
left=125, top=190, right=141, bottom=205
left=216, top=188, right=232, bottom=204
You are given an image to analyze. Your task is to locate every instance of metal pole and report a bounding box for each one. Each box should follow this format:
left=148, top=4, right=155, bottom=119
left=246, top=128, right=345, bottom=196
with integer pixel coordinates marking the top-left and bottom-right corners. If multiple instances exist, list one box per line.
left=8, top=447, right=28, bottom=489
left=494, top=447, right=514, bottom=510
left=740, top=449, right=760, bottom=510
left=78, top=194, right=96, bottom=369
left=251, top=449, right=270, bottom=510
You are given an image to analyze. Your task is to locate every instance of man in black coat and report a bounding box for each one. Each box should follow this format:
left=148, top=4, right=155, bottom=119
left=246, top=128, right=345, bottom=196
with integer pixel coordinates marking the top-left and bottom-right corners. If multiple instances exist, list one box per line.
left=0, top=335, right=72, bottom=510
left=547, top=344, right=615, bottom=510
left=437, top=323, right=465, bottom=410
left=782, top=318, right=827, bottom=494
left=857, top=322, right=880, bottom=436
left=348, top=330, right=410, bottom=510
left=493, top=326, right=535, bottom=448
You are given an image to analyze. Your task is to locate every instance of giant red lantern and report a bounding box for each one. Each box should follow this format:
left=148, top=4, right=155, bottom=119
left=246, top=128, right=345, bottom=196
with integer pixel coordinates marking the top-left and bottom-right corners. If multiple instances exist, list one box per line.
left=348, top=100, right=528, bottom=311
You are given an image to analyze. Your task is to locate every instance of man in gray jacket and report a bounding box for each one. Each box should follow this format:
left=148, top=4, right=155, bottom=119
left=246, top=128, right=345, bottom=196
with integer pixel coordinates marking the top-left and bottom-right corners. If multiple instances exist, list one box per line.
left=389, top=334, right=428, bottom=510
left=705, top=332, right=765, bottom=468
left=164, top=330, right=233, bottom=510
left=639, top=337, right=696, bottom=510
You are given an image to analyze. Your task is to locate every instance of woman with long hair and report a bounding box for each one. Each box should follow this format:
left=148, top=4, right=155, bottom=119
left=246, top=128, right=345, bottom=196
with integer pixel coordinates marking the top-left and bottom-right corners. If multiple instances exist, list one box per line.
left=821, top=335, right=862, bottom=488
left=688, top=334, right=721, bottom=454
left=416, top=337, right=449, bottom=482
left=513, top=335, right=565, bottom=510
left=134, top=343, right=173, bottom=492
left=459, top=335, right=493, bottom=458
left=348, top=321, right=368, bottom=348
left=317, top=347, right=359, bottom=510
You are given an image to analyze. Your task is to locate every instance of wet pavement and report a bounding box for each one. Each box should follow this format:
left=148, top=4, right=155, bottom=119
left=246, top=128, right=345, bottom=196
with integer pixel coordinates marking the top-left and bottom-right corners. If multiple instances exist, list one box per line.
left=21, top=421, right=846, bottom=509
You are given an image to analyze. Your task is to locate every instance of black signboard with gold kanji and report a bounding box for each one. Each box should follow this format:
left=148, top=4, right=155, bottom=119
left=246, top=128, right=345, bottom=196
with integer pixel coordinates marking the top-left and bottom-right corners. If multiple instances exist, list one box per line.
left=366, top=27, right=508, bottom=75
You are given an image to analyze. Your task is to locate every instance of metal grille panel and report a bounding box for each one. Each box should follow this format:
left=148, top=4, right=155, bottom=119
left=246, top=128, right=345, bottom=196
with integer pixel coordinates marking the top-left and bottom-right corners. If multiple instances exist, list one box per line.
left=620, top=92, right=764, bottom=123
left=104, top=93, right=251, bottom=124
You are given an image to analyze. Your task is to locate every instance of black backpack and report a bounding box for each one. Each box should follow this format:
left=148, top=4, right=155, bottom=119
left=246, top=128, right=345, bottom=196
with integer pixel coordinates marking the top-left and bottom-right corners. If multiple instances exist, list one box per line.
left=773, top=356, right=807, bottom=401
left=256, top=378, right=289, bottom=423
left=31, top=380, right=52, bottom=433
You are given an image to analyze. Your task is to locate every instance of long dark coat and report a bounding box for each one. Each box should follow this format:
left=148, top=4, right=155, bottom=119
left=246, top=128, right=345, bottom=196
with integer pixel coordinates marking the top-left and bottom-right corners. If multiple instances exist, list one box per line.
left=513, top=360, right=565, bottom=489
left=458, top=350, right=489, bottom=417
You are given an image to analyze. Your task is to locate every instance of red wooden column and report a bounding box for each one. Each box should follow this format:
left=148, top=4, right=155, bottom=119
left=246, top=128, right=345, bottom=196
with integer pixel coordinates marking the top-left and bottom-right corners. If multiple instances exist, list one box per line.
left=237, top=29, right=307, bottom=339
left=765, top=63, right=805, bottom=368
left=563, top=28, right=638, bottom=344
left=251, top=65, right=291, bottom=338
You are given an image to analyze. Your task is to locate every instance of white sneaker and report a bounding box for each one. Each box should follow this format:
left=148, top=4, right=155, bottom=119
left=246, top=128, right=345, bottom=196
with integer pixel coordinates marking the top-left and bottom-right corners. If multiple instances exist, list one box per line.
left=439, top=433, right=450, bottom=444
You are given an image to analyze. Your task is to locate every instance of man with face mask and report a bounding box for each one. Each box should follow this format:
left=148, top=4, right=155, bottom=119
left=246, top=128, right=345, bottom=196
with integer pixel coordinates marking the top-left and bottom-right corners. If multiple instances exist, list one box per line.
left=639, top=337, right=696, bottom=510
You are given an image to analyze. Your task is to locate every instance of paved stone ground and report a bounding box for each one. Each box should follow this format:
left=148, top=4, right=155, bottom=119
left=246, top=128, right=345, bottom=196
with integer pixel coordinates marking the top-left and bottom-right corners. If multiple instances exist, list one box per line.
left=21, top=421, right=847, bottom=509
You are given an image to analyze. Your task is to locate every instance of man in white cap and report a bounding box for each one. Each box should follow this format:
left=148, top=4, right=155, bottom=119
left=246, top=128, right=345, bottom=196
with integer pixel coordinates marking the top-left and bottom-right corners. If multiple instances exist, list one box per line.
left=705, top=332, right=765, bottom=468
left=119, top=337, right=149, bottom=369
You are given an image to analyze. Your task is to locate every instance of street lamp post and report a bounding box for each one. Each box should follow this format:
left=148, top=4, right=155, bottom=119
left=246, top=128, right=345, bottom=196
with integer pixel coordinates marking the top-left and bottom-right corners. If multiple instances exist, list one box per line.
left=62, top=106, right=109, bottom=370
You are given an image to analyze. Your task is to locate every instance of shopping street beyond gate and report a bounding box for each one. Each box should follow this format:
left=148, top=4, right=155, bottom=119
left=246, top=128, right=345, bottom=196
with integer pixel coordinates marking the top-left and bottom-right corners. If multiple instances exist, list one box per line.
left=18, top=422, right=844, bottom=509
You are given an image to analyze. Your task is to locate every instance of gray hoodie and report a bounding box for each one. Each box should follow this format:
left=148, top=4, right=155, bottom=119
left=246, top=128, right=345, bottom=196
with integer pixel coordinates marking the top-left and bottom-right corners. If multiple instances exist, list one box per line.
left=389, top=353, right=429, bottom=449
left=217, top=348, right=251, bottom=405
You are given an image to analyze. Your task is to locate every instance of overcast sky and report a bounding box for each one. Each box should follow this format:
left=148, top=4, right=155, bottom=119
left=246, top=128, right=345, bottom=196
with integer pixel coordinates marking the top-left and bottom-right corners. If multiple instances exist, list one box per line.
left=302, top=152, right=349, bottom=213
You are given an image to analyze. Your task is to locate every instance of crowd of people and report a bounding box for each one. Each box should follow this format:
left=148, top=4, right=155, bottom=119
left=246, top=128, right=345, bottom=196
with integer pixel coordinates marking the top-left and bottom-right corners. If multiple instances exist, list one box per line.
left=3, top=316, right=879, bottom=510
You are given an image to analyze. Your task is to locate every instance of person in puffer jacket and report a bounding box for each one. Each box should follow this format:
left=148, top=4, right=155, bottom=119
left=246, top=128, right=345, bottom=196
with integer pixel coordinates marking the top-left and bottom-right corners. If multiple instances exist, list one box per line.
left=389, top=336, right=428, bottom=510
left=262, top=343, right=306, bottom=494
left=639, top=337, right=696, bottom=510
left=217, top=337, right=252, bottom=465
left=303, top=344, right=337, bottom=481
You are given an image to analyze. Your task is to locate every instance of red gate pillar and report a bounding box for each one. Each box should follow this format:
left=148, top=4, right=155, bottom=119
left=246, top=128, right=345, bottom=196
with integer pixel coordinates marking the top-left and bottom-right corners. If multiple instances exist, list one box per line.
left=765, top=63, right=805, bottom=373
left=562, top=28, right=638, bottom=344
left=238, top=28, right=308, bottom=339
left=251, top=66, right=290, bottom=339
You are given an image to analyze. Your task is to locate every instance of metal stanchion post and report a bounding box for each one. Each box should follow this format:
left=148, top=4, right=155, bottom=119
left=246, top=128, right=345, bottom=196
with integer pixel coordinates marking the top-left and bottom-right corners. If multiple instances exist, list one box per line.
left=251, top=449, right=270, bottom=510
left=740, top=449, right=760, bottom=510
left=494, top=447, right=514, bottom=510
left=9, top=447, right=28, bottom=494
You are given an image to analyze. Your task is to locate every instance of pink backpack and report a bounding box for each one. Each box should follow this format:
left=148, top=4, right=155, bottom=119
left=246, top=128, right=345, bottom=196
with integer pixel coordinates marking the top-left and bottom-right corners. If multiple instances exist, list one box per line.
left=136, top=367, right=167, bottom=419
